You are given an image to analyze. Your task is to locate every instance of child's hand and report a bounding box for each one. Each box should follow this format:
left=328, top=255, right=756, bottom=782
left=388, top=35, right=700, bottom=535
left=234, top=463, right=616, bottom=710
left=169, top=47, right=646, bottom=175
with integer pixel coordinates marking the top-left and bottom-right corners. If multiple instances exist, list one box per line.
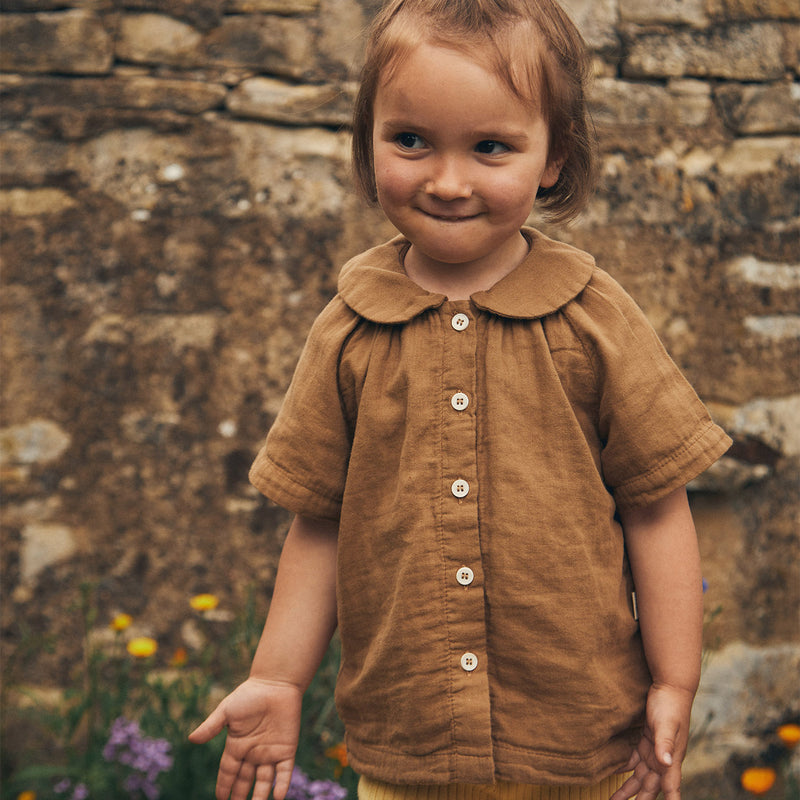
left=610, top=682, right=694, bottom=800
left=189, top=677, right=303, bottom=800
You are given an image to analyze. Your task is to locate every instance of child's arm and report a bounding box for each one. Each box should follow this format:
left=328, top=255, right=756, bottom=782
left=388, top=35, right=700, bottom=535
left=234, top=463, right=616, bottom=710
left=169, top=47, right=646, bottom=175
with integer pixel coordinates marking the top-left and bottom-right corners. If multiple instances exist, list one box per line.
left=611, top=487, right=703, bottom=800
left=189, top=514, right=339, bottom=800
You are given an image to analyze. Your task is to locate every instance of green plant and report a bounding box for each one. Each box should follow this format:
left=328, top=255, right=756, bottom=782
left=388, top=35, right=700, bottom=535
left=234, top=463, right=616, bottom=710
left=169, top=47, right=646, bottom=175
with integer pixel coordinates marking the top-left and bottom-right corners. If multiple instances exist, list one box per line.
left=2, top=583, right=355, bottom=800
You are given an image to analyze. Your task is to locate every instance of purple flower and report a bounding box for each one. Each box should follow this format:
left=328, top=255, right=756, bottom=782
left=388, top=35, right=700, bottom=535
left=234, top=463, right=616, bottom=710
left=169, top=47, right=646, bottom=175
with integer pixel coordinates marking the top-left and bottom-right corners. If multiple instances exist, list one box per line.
left=103, top=716, right=173, bottom=799
left=287, top=767, right=348, bottom=800
left=72, top=784, right=89, bottom=800
left=54, top=779, right=72, bottom=794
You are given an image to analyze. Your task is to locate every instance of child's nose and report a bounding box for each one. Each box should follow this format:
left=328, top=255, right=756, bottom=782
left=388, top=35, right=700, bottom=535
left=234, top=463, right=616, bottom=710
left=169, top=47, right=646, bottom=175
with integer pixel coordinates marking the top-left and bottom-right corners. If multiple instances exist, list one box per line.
left=425, top=156, right=472, bottom=201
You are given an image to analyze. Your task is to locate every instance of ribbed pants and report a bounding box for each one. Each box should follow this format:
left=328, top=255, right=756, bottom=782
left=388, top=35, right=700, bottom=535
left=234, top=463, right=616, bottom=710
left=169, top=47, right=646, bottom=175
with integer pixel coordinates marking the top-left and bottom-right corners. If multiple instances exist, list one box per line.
left=359, top=772, right=634, bottom=800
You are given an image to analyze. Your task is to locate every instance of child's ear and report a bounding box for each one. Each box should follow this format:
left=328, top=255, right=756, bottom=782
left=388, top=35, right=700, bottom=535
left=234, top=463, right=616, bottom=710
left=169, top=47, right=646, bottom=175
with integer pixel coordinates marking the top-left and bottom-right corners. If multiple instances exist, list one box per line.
left=540, top=155, right=564, bottom=189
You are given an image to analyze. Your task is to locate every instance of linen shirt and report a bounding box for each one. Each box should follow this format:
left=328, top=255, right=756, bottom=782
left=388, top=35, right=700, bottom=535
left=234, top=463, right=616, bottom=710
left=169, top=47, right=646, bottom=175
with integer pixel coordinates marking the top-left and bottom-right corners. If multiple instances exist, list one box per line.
left=249, top=228, right=731, bottom=786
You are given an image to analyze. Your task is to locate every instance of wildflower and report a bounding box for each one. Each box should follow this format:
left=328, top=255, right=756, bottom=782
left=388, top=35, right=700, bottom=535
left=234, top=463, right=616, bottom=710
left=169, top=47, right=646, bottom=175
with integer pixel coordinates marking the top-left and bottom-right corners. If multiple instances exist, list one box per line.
left=54, top=779, right=71, bottom=794
left=326, top=742, right=349, bottom=778
left=190, top=593, right=220, bottom=612
left=286, top=767, right=347, bottom=800
left=169, top=646, right=188, bottom=667
left=16, top=792, right=36, bottom=800
left=110, top=613, right=133, bottom=632
left=741, top=766, right=776, bottom=795
left=777, top=723, right=800, bottom=749
left=104, top=717, right=173, bottom=800
left=127, top=637, right=158, bottom=658
left=72, top=785, right=89, bottom=800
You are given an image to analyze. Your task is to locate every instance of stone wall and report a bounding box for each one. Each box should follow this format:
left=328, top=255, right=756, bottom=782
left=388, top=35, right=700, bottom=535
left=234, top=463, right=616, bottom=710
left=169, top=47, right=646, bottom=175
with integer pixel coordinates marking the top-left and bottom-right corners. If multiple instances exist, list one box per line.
left=1, top=0, right=798, bottom=795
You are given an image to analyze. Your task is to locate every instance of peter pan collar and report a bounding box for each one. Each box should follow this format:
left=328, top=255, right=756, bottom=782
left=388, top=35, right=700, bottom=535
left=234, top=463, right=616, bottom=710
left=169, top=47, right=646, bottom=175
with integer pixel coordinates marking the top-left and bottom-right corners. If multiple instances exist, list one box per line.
left=338, top=226, right=595, bottom=323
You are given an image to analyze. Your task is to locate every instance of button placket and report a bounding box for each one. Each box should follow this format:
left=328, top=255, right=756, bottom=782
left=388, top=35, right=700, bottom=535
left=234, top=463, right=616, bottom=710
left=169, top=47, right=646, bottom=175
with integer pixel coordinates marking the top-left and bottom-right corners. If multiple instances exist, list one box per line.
left=440, top=303, right=490, bottom=741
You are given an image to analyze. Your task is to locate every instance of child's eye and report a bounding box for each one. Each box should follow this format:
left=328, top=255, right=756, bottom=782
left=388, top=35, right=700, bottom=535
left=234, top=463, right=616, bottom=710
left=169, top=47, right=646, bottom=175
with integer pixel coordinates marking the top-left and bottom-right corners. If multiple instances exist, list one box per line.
left=475, top=140, right=510, bottom=155
left=395, top=132, right=426, bottom=150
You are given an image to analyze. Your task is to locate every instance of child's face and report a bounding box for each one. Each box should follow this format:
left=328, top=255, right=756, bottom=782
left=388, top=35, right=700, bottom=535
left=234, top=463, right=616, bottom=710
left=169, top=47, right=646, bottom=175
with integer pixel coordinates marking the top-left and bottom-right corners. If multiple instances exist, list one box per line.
left=372, top=41, right=561, bottom=278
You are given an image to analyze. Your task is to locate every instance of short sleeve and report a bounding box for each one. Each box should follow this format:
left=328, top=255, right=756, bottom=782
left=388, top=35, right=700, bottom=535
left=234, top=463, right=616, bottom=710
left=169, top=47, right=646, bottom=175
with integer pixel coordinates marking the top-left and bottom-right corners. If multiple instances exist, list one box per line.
left=568, top=269, right=731, bottom=510
left=249, top=297, right=360, bottom=520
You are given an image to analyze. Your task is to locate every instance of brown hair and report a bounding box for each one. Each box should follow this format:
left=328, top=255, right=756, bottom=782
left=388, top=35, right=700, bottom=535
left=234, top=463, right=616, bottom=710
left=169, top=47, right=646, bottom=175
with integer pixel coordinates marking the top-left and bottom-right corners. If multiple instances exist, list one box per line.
left=352, top=0, right=597, bottom=224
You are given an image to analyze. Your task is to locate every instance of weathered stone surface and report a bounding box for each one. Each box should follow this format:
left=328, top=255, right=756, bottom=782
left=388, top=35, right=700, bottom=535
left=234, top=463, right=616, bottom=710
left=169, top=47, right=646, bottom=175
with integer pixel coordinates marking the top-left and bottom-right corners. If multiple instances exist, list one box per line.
left=19, top=523, right=77, bottom=585
left=711, top=0, right=800, bottom=20
left=716, top=81, right=800, bottom=135
left=227, top=77, right=357, bottom=126
left=204, top=15, right=317, bottom=78
left=225, top=0, right=320, bottom=12
left=620, top=0, right=709, bottom=27
left=1, top=75, right=228, bottom=118
left=589, top=78, right=720, bottom=153
left=686, top=642, right=800, bottom=777
left=553, top=0, right=619, bottom=51
left=116, top=13, right=205, bottom=67
left=0, top=187, right=76, bottom=215
left=623, top=23, right=787, bottom=80
left=0, top=10, right=113, bottom=74
left=0, top=420, right=71, bottom=466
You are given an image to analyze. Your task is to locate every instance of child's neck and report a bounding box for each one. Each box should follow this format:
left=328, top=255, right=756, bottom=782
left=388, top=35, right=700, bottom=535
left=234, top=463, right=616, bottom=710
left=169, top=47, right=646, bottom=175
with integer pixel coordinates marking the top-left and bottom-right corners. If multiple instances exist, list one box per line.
left=403, top=231, right=530, bottom=301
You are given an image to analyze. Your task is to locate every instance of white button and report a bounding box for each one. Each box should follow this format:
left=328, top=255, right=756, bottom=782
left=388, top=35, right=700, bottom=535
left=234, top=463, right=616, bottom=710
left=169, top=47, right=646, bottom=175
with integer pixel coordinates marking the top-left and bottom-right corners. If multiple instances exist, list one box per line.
left=451, top=392, right=469, bottom=411
left=456, top=566, right=474, bottom=586
left=461, top=652, right=478, bottom=672
left=451, top=479, right=470, bottom=498
left=451, top=313, right=470, bottom=331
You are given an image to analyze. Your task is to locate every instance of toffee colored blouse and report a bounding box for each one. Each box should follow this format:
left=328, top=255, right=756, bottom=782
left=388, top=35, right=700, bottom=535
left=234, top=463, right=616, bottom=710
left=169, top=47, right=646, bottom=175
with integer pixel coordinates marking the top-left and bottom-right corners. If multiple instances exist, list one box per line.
left=249, top=228, right=731, bottom=786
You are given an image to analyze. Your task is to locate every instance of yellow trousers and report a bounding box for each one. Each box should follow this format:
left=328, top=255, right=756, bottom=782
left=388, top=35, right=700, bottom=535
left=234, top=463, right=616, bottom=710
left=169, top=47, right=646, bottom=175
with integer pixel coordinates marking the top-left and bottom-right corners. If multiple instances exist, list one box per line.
left=359, top=772, right=633, bottom=800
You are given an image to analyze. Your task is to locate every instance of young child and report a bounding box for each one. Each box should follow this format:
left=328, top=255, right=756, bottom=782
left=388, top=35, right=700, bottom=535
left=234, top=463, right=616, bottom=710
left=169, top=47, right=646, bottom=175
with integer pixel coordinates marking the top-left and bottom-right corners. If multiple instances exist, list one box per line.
left=189, top=1, right=732, bottom=799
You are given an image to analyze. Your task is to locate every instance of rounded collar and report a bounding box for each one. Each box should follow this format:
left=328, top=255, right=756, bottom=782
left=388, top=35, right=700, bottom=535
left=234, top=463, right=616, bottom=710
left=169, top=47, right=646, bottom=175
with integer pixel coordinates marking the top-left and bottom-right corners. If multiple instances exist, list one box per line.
left=338, top=227, right=595, bottom=323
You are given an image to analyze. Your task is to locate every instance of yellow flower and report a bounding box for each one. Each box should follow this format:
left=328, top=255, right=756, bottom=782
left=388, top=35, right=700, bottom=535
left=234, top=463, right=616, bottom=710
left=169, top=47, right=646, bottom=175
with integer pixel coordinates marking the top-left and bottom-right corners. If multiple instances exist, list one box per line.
left=777, top=723, right=800, bottom=749
left=741, top=766, right=776, bottom=795
left=126, top=636, right=158, bottom=658
left=190, top=593, right=220, bottom=612
left=110, top=613, right=133, bottom=632
left=17, top=792, right=36, bottom=800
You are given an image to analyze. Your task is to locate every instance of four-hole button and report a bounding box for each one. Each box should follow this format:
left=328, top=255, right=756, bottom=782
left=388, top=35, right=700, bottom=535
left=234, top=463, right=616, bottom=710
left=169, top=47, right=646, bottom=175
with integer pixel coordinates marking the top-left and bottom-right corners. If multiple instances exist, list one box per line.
left=451, top=392, right=469, bottom=411
left=456, top=566, right=474, bottom=586
left=451, top=313, right=470, bottom=331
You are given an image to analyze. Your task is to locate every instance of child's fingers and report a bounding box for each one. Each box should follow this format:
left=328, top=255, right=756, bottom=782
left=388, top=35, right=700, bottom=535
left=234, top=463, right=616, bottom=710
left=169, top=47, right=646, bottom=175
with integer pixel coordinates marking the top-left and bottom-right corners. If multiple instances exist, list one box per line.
left=271, top=761, right=295, bottom=800
left=653, top=719, right=679, bottom=768
left=188, top=704, right=227, bottom=743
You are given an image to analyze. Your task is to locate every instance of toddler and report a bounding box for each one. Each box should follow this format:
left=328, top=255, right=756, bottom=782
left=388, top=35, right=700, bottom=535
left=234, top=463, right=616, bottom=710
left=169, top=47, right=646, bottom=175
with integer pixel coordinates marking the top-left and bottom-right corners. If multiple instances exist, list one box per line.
left=190, top=1, right=732, bottom=799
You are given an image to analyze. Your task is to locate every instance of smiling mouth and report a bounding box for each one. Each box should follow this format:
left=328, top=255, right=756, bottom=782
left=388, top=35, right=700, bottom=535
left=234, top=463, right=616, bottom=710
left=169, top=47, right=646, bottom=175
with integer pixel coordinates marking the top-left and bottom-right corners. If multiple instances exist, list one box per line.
left=423, top=211, right=480, bottom=222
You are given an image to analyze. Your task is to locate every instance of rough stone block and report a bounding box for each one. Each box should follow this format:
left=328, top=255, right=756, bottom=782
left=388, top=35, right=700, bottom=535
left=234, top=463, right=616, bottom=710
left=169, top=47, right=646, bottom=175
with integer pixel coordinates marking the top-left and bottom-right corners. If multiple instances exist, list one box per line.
left=687, top=642, right=800, bottom=775
left=116, top=13, right=204, bottom=67
left=558, top=0, right=619, bottom=52
left=590, top=77, right=714, bottom=128
left=712, top=0, right=800, bottom=20
left=619, top=0, right=709, bottom=27
left=0, top=10, right=113, bottom=74
left=716, top=81, right=800, bottom=134
left=227, top=77, right=356, bottom=126
left=623, top=22, right=786, bottom=80
left=225, top=0, right=320, bottom=11
left=204, top=15, right=316, bottom=78
left=0, top=420, right=71, bottom=466
left=20, top=523, right=77, bottom=584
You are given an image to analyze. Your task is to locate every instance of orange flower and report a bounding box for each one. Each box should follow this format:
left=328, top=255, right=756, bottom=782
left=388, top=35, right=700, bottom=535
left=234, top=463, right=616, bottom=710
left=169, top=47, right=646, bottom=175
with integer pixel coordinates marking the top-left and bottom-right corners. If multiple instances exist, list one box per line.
left=741, top=766, right=776, bottom=795
left=127, top=636, right=158, bottom=658
left=110, top=613, right=133, bottom=632
left=326, top=742, right=348, bottom=777
left=190, top=593, right=220, bottom=612
left=16, top=792, right=36, bottom=800
left=777, top=723, right=800, bottom=749
left=170, top=646, right=188, bottom=667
